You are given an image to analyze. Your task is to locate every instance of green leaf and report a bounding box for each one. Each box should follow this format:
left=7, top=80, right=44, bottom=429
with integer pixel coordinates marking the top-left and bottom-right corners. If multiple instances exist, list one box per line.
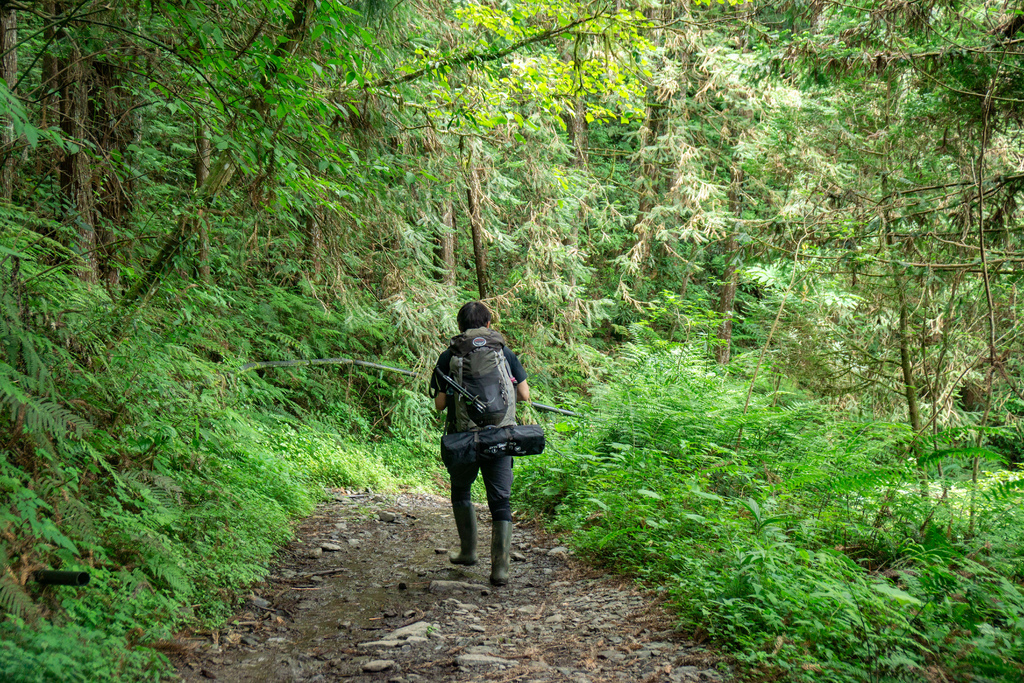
left=872, top=583, right=922, bottom=606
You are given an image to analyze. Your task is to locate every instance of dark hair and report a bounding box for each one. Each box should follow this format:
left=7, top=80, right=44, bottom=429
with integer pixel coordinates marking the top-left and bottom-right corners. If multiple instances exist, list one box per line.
left=457, top=301, right=492, bottom=332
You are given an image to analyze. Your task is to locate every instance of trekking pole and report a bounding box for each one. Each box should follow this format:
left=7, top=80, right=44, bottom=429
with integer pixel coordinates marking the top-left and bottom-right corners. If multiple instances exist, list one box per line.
left=237, top=357, right=584, bottom=418
left=433, top=368, right=489, bottom=414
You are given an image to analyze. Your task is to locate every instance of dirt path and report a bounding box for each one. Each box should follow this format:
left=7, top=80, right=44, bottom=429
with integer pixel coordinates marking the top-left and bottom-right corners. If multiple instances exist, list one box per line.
left=174, top=491, right=730, bottom=683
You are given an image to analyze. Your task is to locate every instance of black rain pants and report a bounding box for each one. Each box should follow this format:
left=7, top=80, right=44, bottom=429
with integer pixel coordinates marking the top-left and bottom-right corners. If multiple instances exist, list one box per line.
left=447, top=455, right=513, bottom=522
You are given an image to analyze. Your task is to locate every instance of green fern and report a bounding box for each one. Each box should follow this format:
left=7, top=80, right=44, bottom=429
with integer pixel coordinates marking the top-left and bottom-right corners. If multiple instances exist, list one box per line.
left=920, top=446, right=1006, bottom=466
left=0, top=544, right=39, bottom=623
left=0, top=364, right=90, bottom=440
left=985, top=477, right=1024, bottom=502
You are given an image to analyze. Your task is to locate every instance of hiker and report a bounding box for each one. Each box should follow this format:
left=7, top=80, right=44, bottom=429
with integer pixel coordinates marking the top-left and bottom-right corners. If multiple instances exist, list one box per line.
left=429, top=301, right=530, bottom=586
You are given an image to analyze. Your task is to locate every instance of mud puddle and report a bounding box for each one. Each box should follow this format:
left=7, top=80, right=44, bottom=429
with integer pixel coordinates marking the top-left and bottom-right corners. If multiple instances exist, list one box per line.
left=173, top=490, right=730, bottom=683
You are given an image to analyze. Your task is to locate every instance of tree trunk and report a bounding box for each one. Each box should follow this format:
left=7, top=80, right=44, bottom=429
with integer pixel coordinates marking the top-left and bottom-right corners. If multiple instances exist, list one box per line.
left=896, top=278, right=929, bottom=497
left=567, top=96, right=587, bottom=168
left=305, top=207, right=323, bottom=277
left=565, top=96, right=586, bottom=317
left=465, top=164, right=488, bottom=300
left=438, top=201, right=456, bottom=286
left=715, top=235, right=738, bottom=364
left=57, top=49, right=99, bottom=283
left=195, top=119, right=211, bottom=282
left=195, top=119, right=211, bottom=186
left=715, top=168, right=743, bottom=365
left=92, top=56, right=136, bottom=290
left=0, top=7, right=17, bottom=201
left=897, top=288, right=923, bottom=436
left=636, top=103, right=663, bottom=221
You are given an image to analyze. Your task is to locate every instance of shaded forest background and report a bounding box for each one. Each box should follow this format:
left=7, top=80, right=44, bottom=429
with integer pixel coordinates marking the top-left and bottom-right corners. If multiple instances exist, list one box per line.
left=0, top=0, right=1022, bottom=681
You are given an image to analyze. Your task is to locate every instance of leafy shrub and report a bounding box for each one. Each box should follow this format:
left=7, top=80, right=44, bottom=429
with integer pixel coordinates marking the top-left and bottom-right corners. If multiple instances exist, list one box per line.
left=516, top=340, right=1024, bottom=682
left=0, top=619, right=169, bottom=683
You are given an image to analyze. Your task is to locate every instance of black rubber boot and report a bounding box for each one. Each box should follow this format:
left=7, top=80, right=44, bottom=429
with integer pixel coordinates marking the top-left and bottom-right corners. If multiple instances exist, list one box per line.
left=449, top=505, right=478, bottom=566
left=490, top=520, right=512, bottom=586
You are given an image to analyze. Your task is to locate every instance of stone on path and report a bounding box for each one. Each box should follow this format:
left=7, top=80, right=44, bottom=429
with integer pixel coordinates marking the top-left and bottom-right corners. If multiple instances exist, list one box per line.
left=360, top=640, right=402, bottom=648
left=362, top=659, right=396, bottom=672
left=320, top=542, right=343, bottom=551
left=379, top=511, right=397, bottom=522
left=456, top=654, right=516, bottom=667
left=389, top=621, right=436, bottom=639
left=428, top=580, right=485, bottom=593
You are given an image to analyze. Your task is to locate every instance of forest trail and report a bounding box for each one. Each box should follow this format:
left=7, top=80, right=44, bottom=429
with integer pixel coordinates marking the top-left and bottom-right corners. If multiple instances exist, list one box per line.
left=173, top=490, right=730, bottom=683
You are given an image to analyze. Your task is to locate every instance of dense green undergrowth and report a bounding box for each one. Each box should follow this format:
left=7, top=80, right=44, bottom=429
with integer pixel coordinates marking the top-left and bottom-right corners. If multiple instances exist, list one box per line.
left=3, top=214, right=1021, bottom=682
left=0, top=227, right=448, bottom=681
left=516, top=338, right=1024, bottom=683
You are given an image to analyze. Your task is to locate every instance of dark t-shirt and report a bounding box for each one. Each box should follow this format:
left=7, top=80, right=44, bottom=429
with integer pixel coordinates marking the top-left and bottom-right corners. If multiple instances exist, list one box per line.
left=430, top=346, right=527, bottom=434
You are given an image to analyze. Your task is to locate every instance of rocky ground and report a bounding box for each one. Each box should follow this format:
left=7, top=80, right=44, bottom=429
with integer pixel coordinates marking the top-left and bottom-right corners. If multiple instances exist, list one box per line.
left=173, top=490, right=730, bottom=683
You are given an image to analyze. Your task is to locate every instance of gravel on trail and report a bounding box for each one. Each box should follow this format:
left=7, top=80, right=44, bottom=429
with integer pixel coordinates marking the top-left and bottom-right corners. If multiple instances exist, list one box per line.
left=173, top=490, right=731, bottom=683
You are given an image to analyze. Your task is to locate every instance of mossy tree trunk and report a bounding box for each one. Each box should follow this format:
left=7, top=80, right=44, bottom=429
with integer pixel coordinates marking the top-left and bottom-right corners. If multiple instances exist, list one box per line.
left=0, top=7, right=17, bottom=202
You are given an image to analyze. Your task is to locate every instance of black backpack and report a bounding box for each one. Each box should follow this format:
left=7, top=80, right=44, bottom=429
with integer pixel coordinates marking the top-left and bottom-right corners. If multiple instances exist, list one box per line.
left=448, top=327, right=517, bottom=432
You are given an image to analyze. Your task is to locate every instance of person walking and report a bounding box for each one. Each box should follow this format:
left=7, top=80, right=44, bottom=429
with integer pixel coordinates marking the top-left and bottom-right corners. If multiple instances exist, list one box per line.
left=429, top=301, right=530, bottom=586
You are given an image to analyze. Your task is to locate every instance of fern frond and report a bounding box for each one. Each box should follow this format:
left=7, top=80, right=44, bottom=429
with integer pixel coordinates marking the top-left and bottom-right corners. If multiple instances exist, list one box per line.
left=826, top=468, right=905, bottom=493
left=920, top=447, right=1006, bottom=466
left=0, top=544, right=39, bottom=623
left=147, top=556, right=191, bottom=596
left=985, top=477, right=1024, bottom=502
left=0, top=363, right=91, bottom=439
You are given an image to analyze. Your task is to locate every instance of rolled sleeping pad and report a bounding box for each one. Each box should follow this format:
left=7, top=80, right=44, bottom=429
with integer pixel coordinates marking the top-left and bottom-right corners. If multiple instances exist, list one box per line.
left=33, top=570, right=90, bottom=586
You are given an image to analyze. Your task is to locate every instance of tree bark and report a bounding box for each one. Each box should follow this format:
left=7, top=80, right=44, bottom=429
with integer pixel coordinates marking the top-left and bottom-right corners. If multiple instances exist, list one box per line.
left=465, top=163, right=488, bottom=300
left=56, top=48, right=99, bottom=283
left=715, top=168, right=743, bottom=365
left=195, top=119, right=211, bottom=185
left=195, top=118, right=211, bottom=282
left=0, top=7, right=17, bottom=201
left=305, top=206, right=324, bottom=277
left=438, top=201, right=456, bottom=286
left=636, top=104, right=663, bottom=221
left=897, top=287, right=924, bottom=436
left=92, top=56, right=136, bottom=290
left=896, top=276, right=929, bottom=497
left=565, top=96, right=586, bottom=316
left=715, top=236, right=738, bottom=364
left=561, top=95, right=593, bottom=317
left=566, top=96, right=587, bottom=168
